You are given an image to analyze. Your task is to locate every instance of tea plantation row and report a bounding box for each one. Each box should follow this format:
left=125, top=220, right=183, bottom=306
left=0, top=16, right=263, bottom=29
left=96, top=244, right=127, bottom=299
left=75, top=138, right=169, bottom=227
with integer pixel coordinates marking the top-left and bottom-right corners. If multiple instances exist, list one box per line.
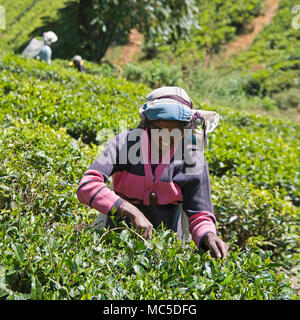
left=0, top=53, right=299, bottom=299
left=1, top=53, right=299, bottom=204
left=0, top=121, right=296, bottom=299
left=230, top=0, right=300, bottom=100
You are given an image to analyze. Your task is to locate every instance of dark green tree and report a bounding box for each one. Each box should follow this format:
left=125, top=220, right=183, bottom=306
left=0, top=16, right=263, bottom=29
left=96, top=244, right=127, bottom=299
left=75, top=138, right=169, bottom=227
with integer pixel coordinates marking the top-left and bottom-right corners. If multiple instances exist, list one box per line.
left=78, top=0, right=198, bottom=62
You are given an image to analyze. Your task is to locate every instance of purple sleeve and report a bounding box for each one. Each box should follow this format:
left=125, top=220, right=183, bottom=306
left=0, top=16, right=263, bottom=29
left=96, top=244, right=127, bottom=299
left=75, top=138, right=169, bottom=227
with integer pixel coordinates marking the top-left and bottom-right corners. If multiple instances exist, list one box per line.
left=182, top=159, right=217, bottom=249
left=77, top=135, right=125, bottom=215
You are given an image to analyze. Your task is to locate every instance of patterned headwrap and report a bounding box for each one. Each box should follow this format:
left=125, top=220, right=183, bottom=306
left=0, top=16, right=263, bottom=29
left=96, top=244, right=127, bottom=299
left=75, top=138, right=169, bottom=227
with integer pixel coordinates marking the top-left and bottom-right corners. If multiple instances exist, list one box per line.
left=43, top=31, right=58, bottom=45
left=138, top=86, right=219, bottom=147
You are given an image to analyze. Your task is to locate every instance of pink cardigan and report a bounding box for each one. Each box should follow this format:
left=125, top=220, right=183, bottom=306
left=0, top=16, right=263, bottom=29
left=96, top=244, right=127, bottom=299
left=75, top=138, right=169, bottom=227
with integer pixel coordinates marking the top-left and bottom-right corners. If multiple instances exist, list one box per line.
left=77, top=128, right=216, bottom=249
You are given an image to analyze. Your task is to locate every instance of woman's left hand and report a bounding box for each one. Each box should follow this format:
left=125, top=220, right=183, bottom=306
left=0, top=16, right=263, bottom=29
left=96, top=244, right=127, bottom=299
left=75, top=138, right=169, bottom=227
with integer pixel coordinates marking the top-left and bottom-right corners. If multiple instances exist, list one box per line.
left=203, top=233, right=229, bottom=260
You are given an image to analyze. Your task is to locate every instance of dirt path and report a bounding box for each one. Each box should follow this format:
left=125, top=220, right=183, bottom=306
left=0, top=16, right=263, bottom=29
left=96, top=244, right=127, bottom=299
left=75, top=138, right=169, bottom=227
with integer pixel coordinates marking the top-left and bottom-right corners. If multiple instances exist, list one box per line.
left=116, top=0, right=281, bottom=70
left=115, top=28, right=143, bottom=69
left=206, top=0, right=280, bottom=67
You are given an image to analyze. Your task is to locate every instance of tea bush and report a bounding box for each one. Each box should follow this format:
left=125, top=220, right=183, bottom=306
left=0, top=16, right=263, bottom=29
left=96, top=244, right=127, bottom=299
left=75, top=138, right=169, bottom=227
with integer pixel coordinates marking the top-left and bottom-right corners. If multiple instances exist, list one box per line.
left=231, top=0, right=300, bottom=98
left=205, top=104, right=300, bottom=206
left=0, top=120, right=298, bottom=299
left=191, top=0, right=263, bottom=52
left=0, top=52, right=299, bottom=299
left=0, top=53, right=148, bottom=144
left=0, top=0, right=71, bottom=53
left=0, top=120, right=96, bottom=217
left=271, top=88, right=300, bottom=110
left=152, top=0, right=264, bottom=59
left=211, top=175, right=299, bottom=262
left=123, top=60, right=183, bottom=88
left=0, top=209, right=296, bottom=300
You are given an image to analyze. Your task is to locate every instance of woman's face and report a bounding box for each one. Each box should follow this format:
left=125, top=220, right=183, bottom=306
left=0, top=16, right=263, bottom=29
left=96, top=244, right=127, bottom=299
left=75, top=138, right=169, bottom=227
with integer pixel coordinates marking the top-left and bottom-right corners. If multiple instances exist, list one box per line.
left=148, top=120, right=185, bottom=152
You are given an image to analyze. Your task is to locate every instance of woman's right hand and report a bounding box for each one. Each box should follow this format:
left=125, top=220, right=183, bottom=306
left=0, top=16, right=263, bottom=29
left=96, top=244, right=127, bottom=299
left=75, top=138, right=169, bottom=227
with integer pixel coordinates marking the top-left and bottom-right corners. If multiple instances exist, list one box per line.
left=118, top=201, right=153, bottom=240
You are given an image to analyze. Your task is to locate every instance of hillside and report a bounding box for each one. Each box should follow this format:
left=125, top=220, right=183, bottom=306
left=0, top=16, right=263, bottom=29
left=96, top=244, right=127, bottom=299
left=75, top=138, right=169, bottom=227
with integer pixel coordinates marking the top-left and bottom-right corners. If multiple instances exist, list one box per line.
left=0, top=0, right=299, bottom=300
left=119, top=0, right=300, bottom=122
left=0, top=0, right=70, bottom=54
left=0, top=0, right=265, bottom=59
left=0, top=52, right=299, bottom=299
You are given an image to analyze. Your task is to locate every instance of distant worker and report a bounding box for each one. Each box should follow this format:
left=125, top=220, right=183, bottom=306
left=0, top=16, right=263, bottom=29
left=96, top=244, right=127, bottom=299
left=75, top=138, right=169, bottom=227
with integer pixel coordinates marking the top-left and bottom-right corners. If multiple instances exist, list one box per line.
left=69, top=55, right=86, bottom=72
left=21, top=31, right=58, bottom=64
left=36, top=31, right=58, bottom=65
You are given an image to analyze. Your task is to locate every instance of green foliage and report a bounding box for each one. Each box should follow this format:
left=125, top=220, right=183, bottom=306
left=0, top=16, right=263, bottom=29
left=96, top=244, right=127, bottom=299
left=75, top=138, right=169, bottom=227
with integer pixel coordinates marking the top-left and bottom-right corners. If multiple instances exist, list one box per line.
left=272, top=88, right=300, bottom=110
left=205, top=105, right=300, bottom=206
left=184, top=67, right=250, bottom=102
left=192, top=0, right=263, bottom=52
left=231, top=0, right=300, bottom=97
left=123, top=60, right=183, bottom=88
left=176, top=64, right=280, bottom=114
left=0, top=53, right=149, bottom=144
left=136, top=0, right=298, bottom=115
left=120, top=0, right=298, bottom=115
left=155, top=0, right=264, bottom=60
left=0, top=118, right=296, bottom=299
left=0, top=0, right=264, bottom=63
left=0, top=0, right=71, bottom=54
left=0, top=47, right=299, bottom=299
left=0, top=0, right=198, bottom=62
left=0, top=120, right=96, bottom=216
left=77, top=0, right=198, bottom=62
left=0, top=213, right=296, bottom=299
left=211, top=175, right=299, bottom=262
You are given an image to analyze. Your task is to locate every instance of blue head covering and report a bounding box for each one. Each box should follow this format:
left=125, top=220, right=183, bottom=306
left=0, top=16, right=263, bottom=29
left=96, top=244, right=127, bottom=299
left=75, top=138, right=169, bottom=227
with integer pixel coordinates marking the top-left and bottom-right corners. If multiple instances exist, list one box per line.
left=141, top=99, right=193, bottom=122
left=138, top=86, right=220, bottom=149
left=140, top=86, right=193, bottom=123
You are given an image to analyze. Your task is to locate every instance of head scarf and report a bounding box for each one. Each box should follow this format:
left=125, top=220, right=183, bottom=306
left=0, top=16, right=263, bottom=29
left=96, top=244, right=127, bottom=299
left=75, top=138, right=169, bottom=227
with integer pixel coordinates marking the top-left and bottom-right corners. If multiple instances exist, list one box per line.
left=138, top=86, right=219, bottom=147
left=69, top=55, right=84, bottom=67
left=140, top=98, right=193, bottom=122
left=43, top=31, right=58, bottom=45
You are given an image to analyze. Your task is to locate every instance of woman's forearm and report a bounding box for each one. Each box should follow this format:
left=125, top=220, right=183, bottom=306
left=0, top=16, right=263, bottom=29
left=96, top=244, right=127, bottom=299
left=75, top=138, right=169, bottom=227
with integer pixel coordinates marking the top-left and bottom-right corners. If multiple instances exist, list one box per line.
left=188, top=211, right=217, bottom=249
left=77, top=170, right=125, bottom=215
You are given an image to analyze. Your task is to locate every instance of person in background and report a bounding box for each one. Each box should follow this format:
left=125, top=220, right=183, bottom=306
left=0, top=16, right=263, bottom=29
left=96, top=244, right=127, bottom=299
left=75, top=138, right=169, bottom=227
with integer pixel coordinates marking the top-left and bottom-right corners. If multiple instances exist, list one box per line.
left=69, top=55, right=86, bottom=72
left=77, top=86, right=229, bottom=260
left=36, top=31, right=58, bottom=65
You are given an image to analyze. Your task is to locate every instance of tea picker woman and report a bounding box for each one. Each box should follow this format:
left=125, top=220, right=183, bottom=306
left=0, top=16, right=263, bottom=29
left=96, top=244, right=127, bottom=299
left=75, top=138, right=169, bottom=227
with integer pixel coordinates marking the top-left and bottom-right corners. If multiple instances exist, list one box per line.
left=36, top=31, right=58, bottom=65
left=22, top=31, right=58, bottom=65
left=69, top=55, right=86, bottom=73
left=77, top=87, right=229, bottom=259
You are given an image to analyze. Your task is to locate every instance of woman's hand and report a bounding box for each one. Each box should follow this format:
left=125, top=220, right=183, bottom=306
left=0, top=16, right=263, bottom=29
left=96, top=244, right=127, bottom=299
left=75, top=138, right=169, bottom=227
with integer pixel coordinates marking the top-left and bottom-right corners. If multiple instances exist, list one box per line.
left=203, top=232, right=229, bottom=260
left=118, top=201, right=153, bottom=240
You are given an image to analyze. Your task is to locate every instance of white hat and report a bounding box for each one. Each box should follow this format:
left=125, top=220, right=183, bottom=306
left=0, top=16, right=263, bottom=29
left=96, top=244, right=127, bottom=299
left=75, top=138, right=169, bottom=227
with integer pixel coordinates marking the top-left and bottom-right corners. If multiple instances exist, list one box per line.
left=43, top=31, right=58, bottom=45
left=72, top=55, right=82, bottom=62
left=146, top=86, right=193, bottom=108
